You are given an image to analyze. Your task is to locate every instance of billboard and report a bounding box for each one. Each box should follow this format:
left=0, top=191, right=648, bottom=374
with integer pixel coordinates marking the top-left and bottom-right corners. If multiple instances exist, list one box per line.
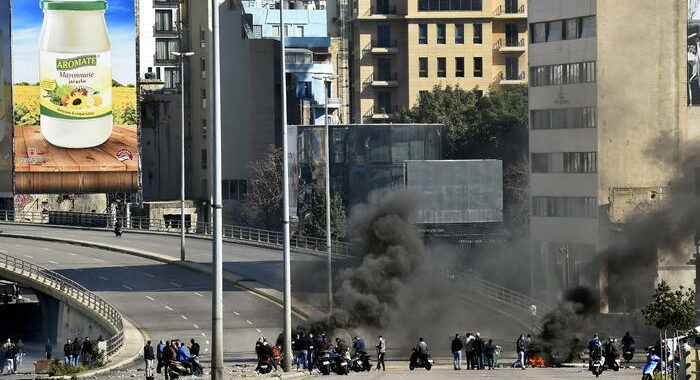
left=11, top=0, right=138, bottom=193
left=690, top=1, right=700, bottom=105
left=0, top=0, right=11, bottom=196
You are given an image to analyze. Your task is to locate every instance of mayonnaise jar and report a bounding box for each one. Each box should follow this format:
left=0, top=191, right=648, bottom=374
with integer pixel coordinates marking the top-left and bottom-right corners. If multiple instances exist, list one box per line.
left=39, top=0, right=112, bottom=148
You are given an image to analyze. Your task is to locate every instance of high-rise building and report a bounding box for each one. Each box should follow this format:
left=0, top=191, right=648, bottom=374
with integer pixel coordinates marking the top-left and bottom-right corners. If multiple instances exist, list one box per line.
left=528, top=0, right=698, bottom=312
left=137, top=0, right=182, bottom=91
left=351, top=0, right=528, bottom=123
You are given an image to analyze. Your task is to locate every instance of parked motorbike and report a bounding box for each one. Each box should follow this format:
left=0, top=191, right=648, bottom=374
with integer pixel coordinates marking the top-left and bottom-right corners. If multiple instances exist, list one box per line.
left=334, top=350, right=350, bottom=375
left=409, top=348, right=433, bottom=371
left=642, top=350, right=661, bottom=380
left=589, top=347, right=605, bottom=378
left=350, top=352, right=372, bottom=372
left=256, top=357, right=273, bottom=374
left=317, top=350, right=333, bottom=375
left=623, top=344, right=635, bottom=363
left=168, top=357, right=203, bottom=379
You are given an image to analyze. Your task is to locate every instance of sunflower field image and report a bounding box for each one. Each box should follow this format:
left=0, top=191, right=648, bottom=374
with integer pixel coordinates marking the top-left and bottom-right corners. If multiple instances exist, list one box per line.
left=13, top=84, right=136, bottom=126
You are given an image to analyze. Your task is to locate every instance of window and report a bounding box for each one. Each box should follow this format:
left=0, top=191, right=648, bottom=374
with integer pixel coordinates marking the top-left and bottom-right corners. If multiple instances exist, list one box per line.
left=223, top=179, right=248, bottom=201
left=376, top=91, right=392, bottom=113
left=155, top=38, right=178, bottom=60
left=377, top=58, right=393, bottom=80
left=547, top=20, right=563, bottom=42
left=272, top=25, right=280, bottom=37
left=297, top=25, right=304, bottom=37
left=201, top=88, right=207, bottom=109
left=532, top=196, right=597, bottom=218
left=437, top=57, right=446, bottom=77
left=565, top=18, right=580, bottom=39
left=532, top=22, right=546, bottom=43
left=201, top=149, right=208, bottom=170
left=437, top=24, right=446, bottom=44
left=455, top=24, right=464, bottom=44
left=473, top=57, right=483, bottom=77
left=505, top=24, right=518, bottom=46
left=155, top=10, right=173, bottom=32
left=581, top=16, right=596, bottom=38
left=473, top=23, right=482, bottom=43
left=505, top=57, right=518, bottom=79
left=200, top=58, right=206, bottom=79
left=419, top=57, right=428, bottom=77
left=530, top=61, right=596, bottom=87
left=200, top=27, right=206, bottom=47
left=531, top=107, right=597, bottom=129
left=455, top=57, right=464, bottom=77
left=418, top=0, right=482, bottom=11
left=302, top=81, right=312, bottom=98
left=419, top=24, right=428, bottom=44
left=531, top=152, right=596, bottom=173
left=164, top=68, right=179, bottom=89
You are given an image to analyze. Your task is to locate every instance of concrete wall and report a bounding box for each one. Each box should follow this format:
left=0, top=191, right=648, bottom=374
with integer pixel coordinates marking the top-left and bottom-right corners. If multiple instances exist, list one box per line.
left=56, top=302, right=111, bottom=346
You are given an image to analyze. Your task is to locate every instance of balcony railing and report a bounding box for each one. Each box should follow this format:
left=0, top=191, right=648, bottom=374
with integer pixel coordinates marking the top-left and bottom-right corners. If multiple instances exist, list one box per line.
left=494, top=4, right=526, bottom=15
left=363, top=105, right=400, bottom=120
left=371, top=39, right=398, bottom=49
left=495, top=37, right=526, bottom=50
left=497, top=71, right=526, bottom=82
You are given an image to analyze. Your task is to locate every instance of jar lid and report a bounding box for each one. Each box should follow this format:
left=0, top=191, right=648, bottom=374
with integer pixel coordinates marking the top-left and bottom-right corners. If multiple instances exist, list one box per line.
left=41, top=1, right=107, bottom=10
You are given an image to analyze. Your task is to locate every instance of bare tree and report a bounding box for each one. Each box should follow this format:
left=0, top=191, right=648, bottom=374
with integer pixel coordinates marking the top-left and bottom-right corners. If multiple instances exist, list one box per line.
left=503, top=153, right=530, bottom=234
left=242, top=145, right=283, bottom=230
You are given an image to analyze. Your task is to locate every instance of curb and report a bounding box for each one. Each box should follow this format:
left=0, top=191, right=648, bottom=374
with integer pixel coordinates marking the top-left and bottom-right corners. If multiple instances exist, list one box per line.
left=0, top=232, right=325, bottom=321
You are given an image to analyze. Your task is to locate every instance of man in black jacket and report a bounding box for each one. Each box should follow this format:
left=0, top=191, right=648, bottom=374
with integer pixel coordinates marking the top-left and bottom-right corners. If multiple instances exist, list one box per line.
left=162, top=340, right=175, bottom=380
left=71, top=337, right=81, bottom=367
left=189, top=339, right=200, bottom=357
left=81, top=337, right=93, bottom=365
left=144, top=340, right=156, bottom=380
left=474, top=333, right=485, bottom=370
left=451, top=334, right=463, bottom=370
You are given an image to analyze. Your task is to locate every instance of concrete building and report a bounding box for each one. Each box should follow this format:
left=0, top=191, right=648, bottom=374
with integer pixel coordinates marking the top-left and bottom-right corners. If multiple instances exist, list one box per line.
left=0, top=0, right=11, bottom=203
left=528, top=0, right=698, bottom=312
left=137, top=0, right=182, bottom=91
left=351, top=0, right=528, bottom=123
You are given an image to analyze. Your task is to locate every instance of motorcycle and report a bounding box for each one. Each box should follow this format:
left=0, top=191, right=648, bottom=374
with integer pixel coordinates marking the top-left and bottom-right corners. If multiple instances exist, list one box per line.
left=642, top=351, right=661, bottom=380
left=334, top=351, right=350, bottom=375
left=604, top=353, right=620, bottom=372
left=623, top=344, right=635, bottom=363
left=350, top=351, right=372, bottom=372
left=409, top=348, right=433, bottom=371
left=317, top=350, right=333, bottom=375
left=256, top=357, right=273, bottom=374
left=589, top=348, right=605, bottom=378
left=167, top=357, right=203, bottom=379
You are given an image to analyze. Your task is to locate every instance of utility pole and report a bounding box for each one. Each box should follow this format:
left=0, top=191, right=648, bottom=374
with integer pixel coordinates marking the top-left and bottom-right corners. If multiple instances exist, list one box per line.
left=209, top=0, right=224, bottom=378
left=171, top=51, right=195, bottom=262
left=280, top=0, right=293, bottom=371
left=312, top=74, right=339, bottom=314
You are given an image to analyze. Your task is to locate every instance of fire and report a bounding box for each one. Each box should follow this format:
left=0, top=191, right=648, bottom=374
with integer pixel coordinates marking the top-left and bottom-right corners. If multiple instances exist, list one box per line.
left=529, top=355, right=545, bottom=368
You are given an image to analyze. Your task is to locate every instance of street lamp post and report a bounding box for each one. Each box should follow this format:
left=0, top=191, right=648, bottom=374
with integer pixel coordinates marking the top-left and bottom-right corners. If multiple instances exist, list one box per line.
left=171, top=51, right=195, bottom=263
left=280, top=0, right=293, bottom=372
left=312, top=74, right=339, bottom=315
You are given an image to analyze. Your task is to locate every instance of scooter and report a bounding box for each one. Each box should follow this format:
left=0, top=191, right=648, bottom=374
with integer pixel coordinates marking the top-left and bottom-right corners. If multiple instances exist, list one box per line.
left=334, top=350, right=350, bottom=375
left=167, top=358, right=203, bottom=379
left=317, top=350, right=333, bottom=375
left=589, top=348, right=605, bottom=378
left=409, top=348, right=433, bottom=371
left=604, top=353, right=620, bottom=371
left=642, top=350, right=661, bottom=380
left=256, top=357, right=273, bottom=374
left=350, top=351, right=372, bottom=372
left=623, top=344, right=635, bottom=363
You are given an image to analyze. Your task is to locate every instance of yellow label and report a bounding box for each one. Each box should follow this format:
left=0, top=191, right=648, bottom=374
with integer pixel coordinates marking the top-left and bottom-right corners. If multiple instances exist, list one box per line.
left=39, top=51, right=112, bottom=120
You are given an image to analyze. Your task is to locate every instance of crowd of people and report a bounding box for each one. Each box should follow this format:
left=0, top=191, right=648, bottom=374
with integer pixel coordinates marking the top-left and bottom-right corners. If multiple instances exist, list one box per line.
left=61, top=335, right=103, bottom=367
left=286, top=333, right=381, bottom=373
left=451, top=332, right=499, bottom=370
left=143, top=338, right=201, bottom=379
left=0, top=339, right=24, bottom=375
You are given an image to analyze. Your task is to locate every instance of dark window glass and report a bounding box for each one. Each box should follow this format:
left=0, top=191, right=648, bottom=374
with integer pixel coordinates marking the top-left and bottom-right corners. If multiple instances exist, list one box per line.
left=419, top=57, right=428, bottom=77
left=532, top=22, right=546, bottom=43
left=455, top=57, right=464, bottom=77
left=473, top=23, right=483, bottom=43
left=473, top=57, right=483, bottom=77
left=437, top=24, right=446, bottom=44
left=437, top=58, right=446, bottom=77
left=547, top=20, right=563, bottom=42
left=419, top=24, right=428, bottom=44
left=455, top=24, right=464, bottom=43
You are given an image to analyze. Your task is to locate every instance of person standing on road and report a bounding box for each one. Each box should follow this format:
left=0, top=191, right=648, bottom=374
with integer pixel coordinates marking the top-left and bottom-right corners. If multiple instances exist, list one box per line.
left=45, top=339, right=52, bottom=360
left=451, top=334, right=464, bottom=370
left=14, top=339, right=23, bottom=372
left=81, top=337, right=93, bottom=365
left=162, top=340, right=175, bottom=380
left=144, top=340, right=156, bottom=380
left=63, top=339, right=73, bottom=365
left=513, top=334, right=526, bottom=370
left=474, top=333, right=485, bottom=370
left=375, top=335, right=386, bottom=371
left=485, top=339, right=496, bottom=370
left=3, top=341, right=15, bottom=374
left=156, top=340, right=165, bottom=374
left=306, top=333, right=315, bottom=371
left=72, top=336, right=81, bottom=367
left=464, top=333, right=475, bottom=370
left=189, top=339, right=200, bottom=357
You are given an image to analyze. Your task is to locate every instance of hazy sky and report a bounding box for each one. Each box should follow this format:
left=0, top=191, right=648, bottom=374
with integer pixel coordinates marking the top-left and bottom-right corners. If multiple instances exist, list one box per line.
left=11, top=0, right=136, bottom=84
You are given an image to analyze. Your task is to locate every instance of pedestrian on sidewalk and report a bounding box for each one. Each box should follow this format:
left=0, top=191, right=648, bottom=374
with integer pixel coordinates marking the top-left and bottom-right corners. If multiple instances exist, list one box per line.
left=485, top=339, right=496, bottom=370
left=306, top=333, right=315, bottom=371
left=14, top=339, right=23, bottom=372
left=3, top=341, right=15, bottom=374
left=63, top=339, right=72, bottom=366
left=513, top=334, right=526, bottom=370
left=155, top=340, right=165, bottom=374
left=162, top=340, right=175, bottom=380
left=81, top=337, right=93, bottom=365
left=474, top=333, right=485, bottom=370
left=451, top=334, right=463, bottom=370
left=144, top=340, right=156, bottom=380
left=45, top=339, right=52, bottom=360
left=375, top=335, right=386, bottom=371
left=464, top=333, right=475, bottom=370
left=71, top=336, right=81, bottom=367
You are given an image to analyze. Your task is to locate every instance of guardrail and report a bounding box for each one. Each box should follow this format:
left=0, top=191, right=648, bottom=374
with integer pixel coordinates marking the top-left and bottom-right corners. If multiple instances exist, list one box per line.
left=0, top=210, right=352, bottom=258
left=0, top=251, right=124, bottom=356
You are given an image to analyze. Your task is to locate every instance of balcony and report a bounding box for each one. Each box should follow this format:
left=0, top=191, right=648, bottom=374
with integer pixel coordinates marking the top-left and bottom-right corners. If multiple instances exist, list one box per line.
left=371, top=4, right=397, bottom=15
left=153, top=0, right=181, bottom=6
left=496, top=71, right=527, bottom=85
left=365, top=72, right=399, bottom=88
left=494, top=4, right=527, bottom=18
left=370, top=39, right=399, bottom=54
left=495, top=38, right=526, bottom=53
left=313, top=97, right=343, bottom=109
left=365, top=105, right=400, bottom=121
left=154, top=25, right=178, bottom=37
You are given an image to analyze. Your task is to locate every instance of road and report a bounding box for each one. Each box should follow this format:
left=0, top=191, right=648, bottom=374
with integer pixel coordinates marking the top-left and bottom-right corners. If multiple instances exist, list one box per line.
left=307, top=368, right=641, bottom=379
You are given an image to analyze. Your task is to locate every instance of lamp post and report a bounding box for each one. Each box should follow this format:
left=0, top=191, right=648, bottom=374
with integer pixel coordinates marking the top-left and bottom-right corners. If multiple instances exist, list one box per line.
left=279, top=0, right=293, bottom=372
left=171, top=51, right=195, bottom=262
left=312, top=74, right=339, bottom=315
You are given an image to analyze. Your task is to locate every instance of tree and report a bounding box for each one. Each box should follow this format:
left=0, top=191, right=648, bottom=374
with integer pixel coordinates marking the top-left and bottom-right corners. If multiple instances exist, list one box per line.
left=302, top=191, right=346, bottom=240
left=241, top=145, right=283, bottom=230
left=641, top=280, right=695, bottom=332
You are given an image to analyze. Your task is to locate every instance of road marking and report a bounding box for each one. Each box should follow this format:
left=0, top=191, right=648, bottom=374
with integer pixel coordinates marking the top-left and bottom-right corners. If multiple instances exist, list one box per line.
left=164, top=305, right=173, bottom=311
left=98, top=276, right=109, bottom=281
left=68, top=253, right=77, bottom=257
left=22, top=255, right=33, bottom=259
left=93, top=258, right=105, bottom=263
left=14, top=244, right=25, bottom=247
left=48, top=260, right=58, bottom=264
left=192, top=324, right=199, bottom=329
left=121, top=285, right=133, bottom=291
left=181, top=315, right=188, bottom=320
left=200, top=332, right=206, bottom=337
left=169, top=282, right=181, bottom=288
left=205, top=340, right=210, bottom=345
left=256, top=328, right=261, bottom=333
left=246, top=320, right=253, bottom=325
left=41, top=248, right=51, bottom=251
left=145, top=273, right=156, bottom=278
left=193, top=292, right=204, bottom=297
left=145, top=296, right=155, bottom=301
left=232, top=311, right=240, bottom=316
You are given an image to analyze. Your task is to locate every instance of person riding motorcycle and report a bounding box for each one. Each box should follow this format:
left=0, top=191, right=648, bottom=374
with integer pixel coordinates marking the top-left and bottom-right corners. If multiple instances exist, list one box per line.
left=588, top=333, right=603, bottom=368
left=353, top=336, right=367, bottom=356
left=415, top=337, right=429, bottom=363
left=335, top=337, right=347, bottom=356
left=603, top=337, right=619, bottom=369
left=255, top=337, right=277, bottom=372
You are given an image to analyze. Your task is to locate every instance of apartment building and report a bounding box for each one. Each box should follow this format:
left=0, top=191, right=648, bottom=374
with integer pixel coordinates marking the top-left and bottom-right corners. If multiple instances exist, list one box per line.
left=528, top=0, right=698, bottom=312
left=351, top=0, right=528, bottom=123
left=137, top=0, right=182, bottom=91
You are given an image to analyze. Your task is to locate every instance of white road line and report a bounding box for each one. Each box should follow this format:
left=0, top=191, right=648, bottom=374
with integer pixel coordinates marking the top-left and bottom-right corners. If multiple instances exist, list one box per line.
left=48, top=260, right=58, bottom=265
left=193, top=292, right=204, bottom=297
left=246, top=320, right=253, bottom=325
left=98, top=276, right=109, bottom=281
left=169, top=282, right=181, bottom=288
left=41, top=248, right=51, bottom=251
left=68, top=253, right=77, bottom=257
left=256, top=328, right=261, bottom=333
left=192, top=324, right=199, bottom=329
left=232, top=311, right=240, bottom=316
left=205, top=340, right=210, bottom=345
left=14, top=244, right=25, bottom=247
left=164, top=305, right=173, bottom=311
left=93, top=258, right=105, bottom=263
left=121, top=285, right=133, bottom=291
left=22, top=255, right=33, bottom=259
left=200, top=332, right=206, bottom=337
left=145, top=273, right=156, bottom=278
left=181, top=315, right=188, bottom=320
left=145, top=296, right=155, bottom=301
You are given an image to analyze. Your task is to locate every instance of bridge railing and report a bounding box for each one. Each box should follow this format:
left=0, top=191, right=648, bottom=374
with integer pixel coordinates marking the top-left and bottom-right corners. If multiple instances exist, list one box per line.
left=0, top=210, right=352, bottom=258
left=0, top=251, right=124, bottom=356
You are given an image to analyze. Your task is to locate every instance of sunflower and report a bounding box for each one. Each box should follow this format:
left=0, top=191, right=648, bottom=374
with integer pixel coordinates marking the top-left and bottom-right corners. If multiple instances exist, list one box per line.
left=66, top=93, right=89, bottom=109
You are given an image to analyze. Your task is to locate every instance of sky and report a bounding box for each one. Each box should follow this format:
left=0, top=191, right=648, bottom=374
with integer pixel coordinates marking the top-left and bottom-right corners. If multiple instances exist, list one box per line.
left=11, top=0, right=136, bottom=85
